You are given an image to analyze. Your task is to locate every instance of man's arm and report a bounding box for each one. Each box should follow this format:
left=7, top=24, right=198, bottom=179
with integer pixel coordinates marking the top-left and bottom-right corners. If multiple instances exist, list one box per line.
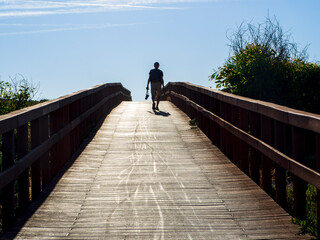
left=161, top=73, right=164, bottom=93
left=146, top=74, right=151, bottom=90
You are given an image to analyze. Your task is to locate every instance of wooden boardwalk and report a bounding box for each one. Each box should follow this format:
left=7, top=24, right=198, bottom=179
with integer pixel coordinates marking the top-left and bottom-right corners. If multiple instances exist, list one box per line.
left=4, top=102, right=311, bottom=239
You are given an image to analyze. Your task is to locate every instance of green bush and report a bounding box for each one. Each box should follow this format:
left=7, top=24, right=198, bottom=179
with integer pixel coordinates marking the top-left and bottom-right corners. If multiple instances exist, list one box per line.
left=0, top=74, right=39, bottom=115
left=210, top=16, right=320, bottom=114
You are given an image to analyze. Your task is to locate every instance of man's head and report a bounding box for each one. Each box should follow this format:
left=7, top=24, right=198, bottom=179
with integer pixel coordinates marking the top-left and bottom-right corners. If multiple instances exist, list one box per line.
left=154, top=62, right=160, bottom=69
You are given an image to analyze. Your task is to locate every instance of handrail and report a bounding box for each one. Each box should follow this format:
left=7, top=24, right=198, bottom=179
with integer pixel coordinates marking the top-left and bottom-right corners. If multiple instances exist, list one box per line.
left=0, top=83, right=131, bottom=133
left=0, top=83, right=131, bottom=232
left=166, top=82, right=320, bottom=134
left=164, top=81, right=320, bottom=236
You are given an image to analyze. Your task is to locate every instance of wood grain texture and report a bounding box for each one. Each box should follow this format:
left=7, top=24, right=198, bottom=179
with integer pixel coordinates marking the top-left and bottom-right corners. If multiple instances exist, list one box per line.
left=3, top=102, right=312, bottom=240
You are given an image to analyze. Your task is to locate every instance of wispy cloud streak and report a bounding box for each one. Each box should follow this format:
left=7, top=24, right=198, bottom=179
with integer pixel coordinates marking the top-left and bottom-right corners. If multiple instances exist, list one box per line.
left=0, top=23, right=140, bottom=36
left=0, top=0, right=214, bottom=35
left=0, top=0, right=201, bottom=18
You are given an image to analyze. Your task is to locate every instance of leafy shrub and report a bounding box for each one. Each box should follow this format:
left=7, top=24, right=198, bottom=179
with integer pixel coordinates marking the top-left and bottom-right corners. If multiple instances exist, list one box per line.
left=0, top=74, right=39, bottom=115
left=210, top=16, right=320, bottom=114
left=189, top=118, right=198, bottom=127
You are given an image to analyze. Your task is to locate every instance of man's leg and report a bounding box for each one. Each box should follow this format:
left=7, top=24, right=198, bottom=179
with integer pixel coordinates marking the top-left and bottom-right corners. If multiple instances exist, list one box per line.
left=156, top=89, right=160, bottom=110
left=152, top=96, right=155, bottom=110
left=151, top=83, right=156, bottom=110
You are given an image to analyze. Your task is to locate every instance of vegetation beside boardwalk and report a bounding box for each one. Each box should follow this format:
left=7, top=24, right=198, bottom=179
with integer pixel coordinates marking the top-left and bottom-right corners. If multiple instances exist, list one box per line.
left=210, top=16, right=320, bottom=115
left=0, top=74, right=42, bottom=116
left=0, top=74, right=44, bottom=168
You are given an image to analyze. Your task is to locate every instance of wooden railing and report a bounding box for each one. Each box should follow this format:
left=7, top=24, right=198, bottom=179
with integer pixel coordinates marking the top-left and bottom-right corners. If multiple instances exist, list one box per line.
left=0, top=83, right=131, bottom=232
left=163, top=82, right=320, bottom=236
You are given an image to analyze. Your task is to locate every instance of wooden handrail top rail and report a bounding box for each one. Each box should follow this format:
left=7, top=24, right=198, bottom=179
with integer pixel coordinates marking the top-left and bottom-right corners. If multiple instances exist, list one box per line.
left=167, top=82, right=320, bottom=134
left=0, top=83, right=131, bottom=134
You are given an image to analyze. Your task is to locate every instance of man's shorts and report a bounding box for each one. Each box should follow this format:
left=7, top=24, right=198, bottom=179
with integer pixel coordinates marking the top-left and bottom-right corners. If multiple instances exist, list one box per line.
left=151, top=81, right=161, bottom=98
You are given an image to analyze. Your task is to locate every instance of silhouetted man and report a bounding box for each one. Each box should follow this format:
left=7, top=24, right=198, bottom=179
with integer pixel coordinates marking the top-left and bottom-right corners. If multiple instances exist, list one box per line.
left=146, top=62, right=164, bottom=111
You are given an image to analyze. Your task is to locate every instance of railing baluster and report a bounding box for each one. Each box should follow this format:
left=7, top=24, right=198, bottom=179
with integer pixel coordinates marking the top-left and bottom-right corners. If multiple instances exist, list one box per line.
left=316, top=133, right=320, bottom=237
left=249, top=111, right=260, bottom=185
left=220, top=102, right=226, bottom=154
left=292, top=126, right=307, bottom=220
left=1, top=130, right=15, bottom=231
left=62, top=105, right=71, bottom=167
left=50, top=109, right=60, bottom=177
left=274, top=120, right=287, bottom=209
left=71, top=100, right=80, bottom=154
left=261, top=115, right=272, bottom=195
left=239, top=108, right=249, bottom=174
left=231, top=105, right=239, bottom=165
left=31, top=118, right=42, bottom=199
left=40, top=115, right=50, bottom=188
left=213, top=99, right=221, bottom=148
left=225, top=103, right=233, bottom=160
left=17, top=124, right=30, bottom=213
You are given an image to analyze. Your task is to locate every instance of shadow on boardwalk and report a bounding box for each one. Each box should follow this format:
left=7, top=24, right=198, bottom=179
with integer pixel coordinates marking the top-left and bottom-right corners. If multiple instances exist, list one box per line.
left=148, top=110, right=171, bottom=117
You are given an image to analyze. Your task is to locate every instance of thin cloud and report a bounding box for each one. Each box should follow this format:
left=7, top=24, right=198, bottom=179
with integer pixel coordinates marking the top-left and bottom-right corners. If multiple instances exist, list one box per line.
left=0, top=23, right=140, bottom=36
left=0, top=0, right=192, bottom=18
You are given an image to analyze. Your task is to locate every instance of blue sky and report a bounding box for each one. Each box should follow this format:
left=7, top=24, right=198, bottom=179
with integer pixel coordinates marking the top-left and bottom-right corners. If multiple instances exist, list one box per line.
left=0, top=0, right=320, bottom=101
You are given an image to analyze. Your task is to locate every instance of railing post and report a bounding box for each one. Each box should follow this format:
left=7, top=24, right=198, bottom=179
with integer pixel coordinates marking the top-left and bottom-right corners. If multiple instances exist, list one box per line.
left=213, top=96, right=220, bottom=116
left=209, top=95, right=214, bottom=113
left=225, top=103, right=233, bottom=160
left=17, top=124, right=30, bottom=213
left=200, top=91, right=204, bottom=108
left=220, top=102, right=226, bottom=154
left=203, top=93, right=209, bottom=110
left=62, top=105, right=71, bottom=167
left=261, top=115, right=272, bottom=195
left=206, top=96, right=214, bottom=142
left=50, top=108, right=63, bottom=177
left=31, top=118, right=42, bottom=199
left=231, top=105, right=239, bottom=165
left=186, top=87, right=190, bottom=100
left=213, top=98, right=221, bottom=148
left=208, top=97, right=214, bottom=143
left=292, top=126, right=307, bottom=220
left=201, top=113, right=207, bottom=137
left=193, top=89, right=196, bottom=104
left=79, top=98, right=86, bottom=141
left=40, top=115, right=50, bottom=188
left=274, top=121, right=287, bottom=209
left=249, top=111, right=260, bottom=184
left=196, top=91, right=201, bottom=106
left=185, top=95, right=191, bottom=118
left=70, top=100, right=80, bottom=155
left=184, top=90, right=188, bottom=113
left=239, top=108, right=249, bottom=174
left=316, top=133, right=320, bottom=237
left=1, top=130, right=15, bottom=231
